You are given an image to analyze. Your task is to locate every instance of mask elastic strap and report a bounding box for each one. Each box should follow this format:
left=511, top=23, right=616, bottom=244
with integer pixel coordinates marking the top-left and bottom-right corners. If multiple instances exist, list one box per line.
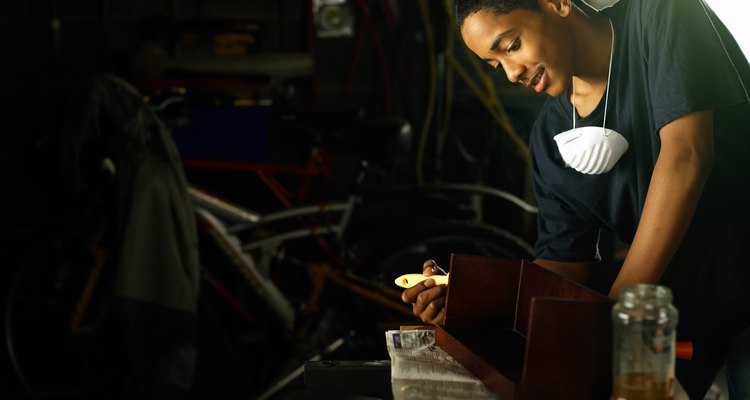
left=572, top=18, right=615, bottom=132
left=698, top=0, right=749, bottom=102
left=602, top=19, right=615, bottom=132
left=570, top=79, right=576, bottom=129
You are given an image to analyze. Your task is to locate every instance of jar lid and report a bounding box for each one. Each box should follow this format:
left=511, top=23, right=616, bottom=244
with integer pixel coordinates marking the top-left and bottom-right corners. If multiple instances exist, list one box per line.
left=618, top=284, right=673, bottom=308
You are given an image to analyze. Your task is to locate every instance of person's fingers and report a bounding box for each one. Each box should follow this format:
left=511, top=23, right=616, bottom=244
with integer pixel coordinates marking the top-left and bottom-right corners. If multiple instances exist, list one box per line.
left=401, top=260, right=446, bottom=304
left=411, top=285, right=447, bottom=319
left=401, top=271, right=439, bottom=303
left=422, top=259, right=438, bottom=276
left=400, top=261, right=448, bottom=323
left=414, top=292, right=446, bottom=324
left=426, top=307, right=446, bottom=325
left=416, top=285, right=446, bottom=308
left=402, top=280, right=437, bottom=303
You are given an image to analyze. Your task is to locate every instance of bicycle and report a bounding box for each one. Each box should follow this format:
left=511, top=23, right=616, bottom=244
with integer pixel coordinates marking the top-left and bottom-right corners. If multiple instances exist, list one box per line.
left=178, top=111, right=538, bottom=398
left=2, top=79, right=538, bottom=400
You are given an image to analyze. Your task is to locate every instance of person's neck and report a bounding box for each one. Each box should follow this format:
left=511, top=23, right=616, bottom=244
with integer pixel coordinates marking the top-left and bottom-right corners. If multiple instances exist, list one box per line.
left=567, top=9, right=612, bottom=118
left=570, top=11, right=613, bottom=96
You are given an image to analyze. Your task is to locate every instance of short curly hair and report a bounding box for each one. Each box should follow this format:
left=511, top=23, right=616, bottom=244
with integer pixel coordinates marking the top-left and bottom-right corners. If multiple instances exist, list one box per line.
left=455, top=0, right=541, bottom=30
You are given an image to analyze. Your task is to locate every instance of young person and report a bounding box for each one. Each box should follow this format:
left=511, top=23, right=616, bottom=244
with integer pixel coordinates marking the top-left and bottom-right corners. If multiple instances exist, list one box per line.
left=400, top=0, right=750, bottom=397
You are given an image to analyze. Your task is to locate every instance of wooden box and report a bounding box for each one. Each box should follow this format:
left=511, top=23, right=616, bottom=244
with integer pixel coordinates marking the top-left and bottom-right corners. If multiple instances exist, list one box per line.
left=435, top=254, right=614, bottom=399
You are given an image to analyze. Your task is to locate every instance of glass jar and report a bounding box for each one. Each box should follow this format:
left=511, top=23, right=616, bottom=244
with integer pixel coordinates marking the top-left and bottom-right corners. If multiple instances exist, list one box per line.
left=611, top=284, right=678, bottom=400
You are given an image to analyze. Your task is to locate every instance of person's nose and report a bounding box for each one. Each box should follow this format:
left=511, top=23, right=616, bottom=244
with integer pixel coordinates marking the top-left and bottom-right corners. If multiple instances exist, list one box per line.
left=502, top=59, right=525, bottom=85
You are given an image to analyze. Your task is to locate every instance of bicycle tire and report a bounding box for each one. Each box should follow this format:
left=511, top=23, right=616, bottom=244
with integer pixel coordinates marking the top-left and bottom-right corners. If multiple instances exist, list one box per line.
left=4, top=232, right=113, bottom=399
left=367, top=219, right=534, bottom=285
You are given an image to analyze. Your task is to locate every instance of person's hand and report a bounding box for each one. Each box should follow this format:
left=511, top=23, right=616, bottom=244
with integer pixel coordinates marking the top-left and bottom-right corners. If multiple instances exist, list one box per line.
left=400, top=259, right=448, bottom=325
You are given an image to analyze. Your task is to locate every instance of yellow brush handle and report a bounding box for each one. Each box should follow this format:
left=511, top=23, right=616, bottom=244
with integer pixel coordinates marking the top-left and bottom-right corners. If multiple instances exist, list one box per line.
left=394, top=273, right=449, bottom=288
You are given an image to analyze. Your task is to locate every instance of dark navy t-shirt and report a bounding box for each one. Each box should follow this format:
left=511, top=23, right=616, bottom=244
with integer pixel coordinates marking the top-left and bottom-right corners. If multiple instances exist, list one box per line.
left=529, top=0, right=750, bottom=386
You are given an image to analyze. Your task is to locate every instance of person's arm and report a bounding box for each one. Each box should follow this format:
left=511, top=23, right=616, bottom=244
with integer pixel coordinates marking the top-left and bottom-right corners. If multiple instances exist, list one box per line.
left=609, top=110, right=714, bottom=300
left=533, top=258, right=589, bottom=284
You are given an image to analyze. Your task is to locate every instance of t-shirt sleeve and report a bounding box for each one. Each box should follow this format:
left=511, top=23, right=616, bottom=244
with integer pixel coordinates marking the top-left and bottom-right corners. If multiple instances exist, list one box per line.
left=642, top=0, right=749, bottom=130
left=531, top=156, right=601, bottom=263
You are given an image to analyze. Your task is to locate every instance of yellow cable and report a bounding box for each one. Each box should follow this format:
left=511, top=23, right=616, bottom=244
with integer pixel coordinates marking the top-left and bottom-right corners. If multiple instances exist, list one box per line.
left=447, top=53, right=530, bottom=165
left=415, top=0, right=438, bottom=185
left=436, top=20, right=455, bottom=165
left=442, top=0, right=530, bottom=166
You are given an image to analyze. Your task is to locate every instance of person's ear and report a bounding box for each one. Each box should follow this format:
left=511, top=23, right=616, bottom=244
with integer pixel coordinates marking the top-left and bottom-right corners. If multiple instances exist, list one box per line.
left=539, top=0, right=572, bottom=17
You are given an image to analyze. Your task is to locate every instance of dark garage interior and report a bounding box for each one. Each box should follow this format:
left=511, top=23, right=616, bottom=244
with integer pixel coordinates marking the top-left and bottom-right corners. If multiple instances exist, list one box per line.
left=0, top=0, right=638, bottom=399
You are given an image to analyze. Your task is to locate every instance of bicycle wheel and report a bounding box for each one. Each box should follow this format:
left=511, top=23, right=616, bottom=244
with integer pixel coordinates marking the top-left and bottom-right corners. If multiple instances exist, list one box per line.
left=368, top=219, right=534, bottom=285
left=4, top=232, right=113, bottom=399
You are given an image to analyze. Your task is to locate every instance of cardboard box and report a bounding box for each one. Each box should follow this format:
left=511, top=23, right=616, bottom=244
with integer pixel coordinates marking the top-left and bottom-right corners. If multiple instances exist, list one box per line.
left=435, top=254, right=614, bottom=399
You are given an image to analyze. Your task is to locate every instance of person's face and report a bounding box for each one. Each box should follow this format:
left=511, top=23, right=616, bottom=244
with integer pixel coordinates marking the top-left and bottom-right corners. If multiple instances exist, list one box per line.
left=459, top=1, right=573, bottom=97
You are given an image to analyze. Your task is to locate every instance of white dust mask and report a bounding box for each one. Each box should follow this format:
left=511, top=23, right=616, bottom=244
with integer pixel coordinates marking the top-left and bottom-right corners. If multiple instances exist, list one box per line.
left=553, top=19, right=628, bottom=175
left=554, top=126, right=628, bottom=174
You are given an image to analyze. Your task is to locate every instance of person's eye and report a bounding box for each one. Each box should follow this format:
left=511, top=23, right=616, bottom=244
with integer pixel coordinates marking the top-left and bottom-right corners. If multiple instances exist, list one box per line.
left=507, top=37, right=520, bottom=53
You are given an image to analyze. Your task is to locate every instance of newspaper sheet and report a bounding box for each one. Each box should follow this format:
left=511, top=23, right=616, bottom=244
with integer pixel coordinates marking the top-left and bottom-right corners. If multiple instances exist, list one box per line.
left=385, top=329, right=499, bottom=400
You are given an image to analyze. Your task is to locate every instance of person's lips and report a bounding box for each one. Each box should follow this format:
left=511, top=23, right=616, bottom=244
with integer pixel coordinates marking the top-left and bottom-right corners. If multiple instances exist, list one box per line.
left=530, top=68, right=546, bottom=93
